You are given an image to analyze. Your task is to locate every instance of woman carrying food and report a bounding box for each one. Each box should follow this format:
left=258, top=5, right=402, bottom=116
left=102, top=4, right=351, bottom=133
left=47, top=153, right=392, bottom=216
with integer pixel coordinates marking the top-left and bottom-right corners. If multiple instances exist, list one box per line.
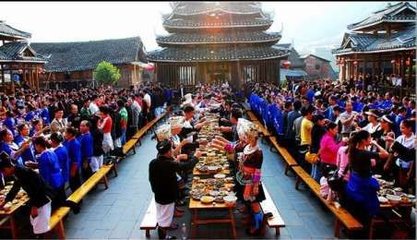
left=212, top=118, right=265, bottom=235
left=344, top=130, right=389, bottom=231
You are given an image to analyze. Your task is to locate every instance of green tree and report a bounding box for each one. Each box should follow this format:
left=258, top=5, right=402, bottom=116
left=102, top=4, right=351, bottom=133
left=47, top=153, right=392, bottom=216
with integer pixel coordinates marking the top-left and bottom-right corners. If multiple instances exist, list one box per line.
left=93, top=61, right=121, bottom=86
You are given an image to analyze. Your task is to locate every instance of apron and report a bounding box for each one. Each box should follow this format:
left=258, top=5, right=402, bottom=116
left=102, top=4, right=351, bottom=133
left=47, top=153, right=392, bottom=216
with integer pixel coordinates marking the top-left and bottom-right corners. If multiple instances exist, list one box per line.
left=102, top=132, right=114, bottom=154
left=31, top=200, right=52, bottom=234
left=155, top=202, right=175, bottom=228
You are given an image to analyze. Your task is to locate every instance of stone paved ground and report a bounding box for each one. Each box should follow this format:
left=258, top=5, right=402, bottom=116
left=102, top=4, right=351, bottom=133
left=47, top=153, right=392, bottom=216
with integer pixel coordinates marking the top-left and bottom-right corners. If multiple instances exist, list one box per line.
left=60, top=121, right=338, bottom=239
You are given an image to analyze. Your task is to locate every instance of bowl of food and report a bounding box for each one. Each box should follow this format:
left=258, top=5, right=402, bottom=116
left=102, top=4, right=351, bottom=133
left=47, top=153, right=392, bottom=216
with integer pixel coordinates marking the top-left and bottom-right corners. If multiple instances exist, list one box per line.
left=385, top=181, right=394, bottom=187
left=208, top=166, right=220, bottom=173
left=378, top=196, right=388, bottom=204
left=223, top=195, right=237, bottom=207
left=373, top=174, right=382, bottom=179
left=214, top=173, right=226, bottom=179
left=214, top=196, right=224, bottom=203
left=2, top=202, right=12, bottom=211
left=200, top=196, right=214, bottom=204
left=209, top=190, right=219, bottom=197
left=407, top=194, right=416, bottom=200
left=386, top=194, right=401, bottom=205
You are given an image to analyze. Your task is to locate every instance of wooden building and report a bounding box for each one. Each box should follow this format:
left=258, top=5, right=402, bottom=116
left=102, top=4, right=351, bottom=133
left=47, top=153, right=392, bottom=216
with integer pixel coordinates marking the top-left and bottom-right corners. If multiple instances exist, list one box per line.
left=333, top=2, right=416, bottom=96
left=299, top=54, right=337, bottom=80
left=31, top=37, right=147, bottom=89
left=148, top=1, right=289, bottom=90
left=0, top=21, right=47, bottom=93
left=276, top=43, right=307, bottom=82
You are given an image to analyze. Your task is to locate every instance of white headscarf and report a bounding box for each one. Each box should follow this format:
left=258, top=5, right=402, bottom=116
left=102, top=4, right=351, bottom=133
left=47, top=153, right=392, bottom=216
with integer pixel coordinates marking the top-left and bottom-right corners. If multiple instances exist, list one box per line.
left=155, top=124, right=172, bottom=141
left=237, top=118, right=258, bottom=140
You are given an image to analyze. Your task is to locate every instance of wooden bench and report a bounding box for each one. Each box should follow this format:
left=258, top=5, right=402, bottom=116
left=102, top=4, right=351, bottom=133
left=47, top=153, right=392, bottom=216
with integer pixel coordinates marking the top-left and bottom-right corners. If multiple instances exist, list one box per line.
left=246, top=111, right=259, bottom=122
left=122, top=138, right=138, bottom=156
left=48, top=164, right=114, bottom=239
left=131, top=112, right=167, bottom=146
left=241, top=102, right=251, bottom=112
left=260, top=182, right=285, bottom=236
left=252, top=120, right=271, bottom=138
left=291, top=166, right=363, bottom=237
left=139, top=198, right=157, bottom=238
left=48, top=207, right=71, bottom=239
left=269, top=136, right=299, bottom=175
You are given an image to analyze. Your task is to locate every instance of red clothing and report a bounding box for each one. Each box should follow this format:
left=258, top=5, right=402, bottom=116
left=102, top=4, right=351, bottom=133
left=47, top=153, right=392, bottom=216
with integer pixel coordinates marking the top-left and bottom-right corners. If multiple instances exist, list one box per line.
left=100, top=116, right=112, bottom=134
left=319, top=132, right=343, bottom=165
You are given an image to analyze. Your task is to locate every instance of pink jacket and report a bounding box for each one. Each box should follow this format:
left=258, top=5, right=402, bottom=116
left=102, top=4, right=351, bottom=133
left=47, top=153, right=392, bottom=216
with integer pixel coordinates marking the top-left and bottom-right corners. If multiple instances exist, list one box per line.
left=336, top=146, right=376, bottom=182
left=319, top=132, right=343, bottom=165
left=336, top=146, right=350, bottom=181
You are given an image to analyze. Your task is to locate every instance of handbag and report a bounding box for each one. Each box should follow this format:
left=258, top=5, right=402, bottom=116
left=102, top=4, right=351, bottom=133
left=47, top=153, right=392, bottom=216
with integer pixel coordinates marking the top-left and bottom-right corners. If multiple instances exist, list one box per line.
left=305, top=150, right=320, bottom=165
left=327, top=158, right=349, bottom=193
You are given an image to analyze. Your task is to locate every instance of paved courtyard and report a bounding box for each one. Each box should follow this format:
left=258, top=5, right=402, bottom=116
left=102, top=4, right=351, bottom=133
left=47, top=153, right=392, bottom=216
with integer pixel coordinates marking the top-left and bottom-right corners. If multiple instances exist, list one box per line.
left=61, top=121, right=337, bottom=239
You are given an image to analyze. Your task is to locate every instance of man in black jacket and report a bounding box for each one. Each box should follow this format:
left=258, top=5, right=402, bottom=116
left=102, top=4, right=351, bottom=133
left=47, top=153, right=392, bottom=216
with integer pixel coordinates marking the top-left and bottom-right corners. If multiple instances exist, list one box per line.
left=0, top=151, right=55, bottom=236
left=149, top=140, right=201, bottom=239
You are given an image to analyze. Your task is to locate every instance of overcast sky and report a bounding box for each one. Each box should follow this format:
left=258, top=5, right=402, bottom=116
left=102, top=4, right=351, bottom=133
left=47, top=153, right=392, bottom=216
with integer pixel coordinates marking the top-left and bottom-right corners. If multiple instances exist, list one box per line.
left=1, top=1, right=414, bottom=56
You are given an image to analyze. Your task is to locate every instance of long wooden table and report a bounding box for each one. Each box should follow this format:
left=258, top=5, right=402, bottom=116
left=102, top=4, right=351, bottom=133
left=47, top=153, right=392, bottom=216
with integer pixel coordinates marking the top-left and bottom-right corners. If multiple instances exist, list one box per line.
left=189, top=197, right=237, bottom=239
left=0, top=194, right=29, bottom=239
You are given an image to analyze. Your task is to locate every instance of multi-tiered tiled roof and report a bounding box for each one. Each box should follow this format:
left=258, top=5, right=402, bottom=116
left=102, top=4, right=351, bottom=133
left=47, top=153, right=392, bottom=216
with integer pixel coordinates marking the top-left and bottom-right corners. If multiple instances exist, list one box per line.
left=0, top=41, right=46, bottom=63
left=333, top=2, right=416, bottom=55
left=157, top=32, right=281, bottom=46
left=347, top=2, right=416, bottom=31
left=0, top=21, right=47, bottom=64
left=0, top=20, right=31, bottom=40
left=148, top=1, right=288, bottom=62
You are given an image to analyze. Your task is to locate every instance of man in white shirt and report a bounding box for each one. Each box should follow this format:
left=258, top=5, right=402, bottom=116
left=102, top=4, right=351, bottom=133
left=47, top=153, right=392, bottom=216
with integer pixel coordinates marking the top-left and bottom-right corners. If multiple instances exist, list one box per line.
left=144, top=92, right=152, bottom=111
left=391, top=74, right=397, bottom=86
left=395, top=75, right=402, bottom=87
left=339, top=101, right=359, bottom=134
left=89, top=95, right=99, bottom=115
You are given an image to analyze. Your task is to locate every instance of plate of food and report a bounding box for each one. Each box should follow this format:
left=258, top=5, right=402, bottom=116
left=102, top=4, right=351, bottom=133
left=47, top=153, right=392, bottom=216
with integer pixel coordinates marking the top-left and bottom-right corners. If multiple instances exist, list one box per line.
left=200, top=196, right=214, bottom=204
left=378, top=196, right=388, bottom=203
left=209, top=190, right=219, bottom=197
left=225, top=177, right=234, bottom=183
left=214, top=173, right=226, bottom=179
left=214, top=196, right=224, bottom=203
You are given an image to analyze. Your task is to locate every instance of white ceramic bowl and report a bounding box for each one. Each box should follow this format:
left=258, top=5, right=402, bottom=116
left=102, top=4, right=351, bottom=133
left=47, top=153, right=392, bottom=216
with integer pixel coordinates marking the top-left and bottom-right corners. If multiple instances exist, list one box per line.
left=214, top=173, right=226, bottom=179
left=223, top=195, right=237, bottom=207
left=386, top=194, right=401, bottom=204
left=378, top=196, right=388, bottom=203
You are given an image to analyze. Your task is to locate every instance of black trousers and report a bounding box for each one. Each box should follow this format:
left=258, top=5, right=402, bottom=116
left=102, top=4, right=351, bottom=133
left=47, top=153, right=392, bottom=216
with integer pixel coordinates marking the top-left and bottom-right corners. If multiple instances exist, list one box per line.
left=52, top=186, right=67, bottom=211
left=69, top=170, right=82, bottom=193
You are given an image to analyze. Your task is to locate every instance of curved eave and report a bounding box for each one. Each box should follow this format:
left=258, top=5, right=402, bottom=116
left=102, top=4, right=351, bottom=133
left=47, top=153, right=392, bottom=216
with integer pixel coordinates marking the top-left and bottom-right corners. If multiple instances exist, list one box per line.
left=333, top=45, right=416, bottom=56
left=147, top=49, right=289, bottom=63
left=156, top=37, right=281, bottom=46
left=149, top=55, right=288, bottom=63
left=173, top=7, right=263, bottom=16
left=348, top=18, right=416, bottom=32
left=0, top=33, right=29, bottom=41
left=0, top=59, right=46, bottom=63
left=163, top=22, right=272, bottom=30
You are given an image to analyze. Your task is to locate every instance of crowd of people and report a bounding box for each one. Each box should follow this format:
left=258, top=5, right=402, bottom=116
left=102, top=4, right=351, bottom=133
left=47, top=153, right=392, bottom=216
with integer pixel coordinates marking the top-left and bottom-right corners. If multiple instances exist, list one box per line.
left=246, top=79, right=415, bottom=236
left=0, top=77, right=414, bottom=238
left=0, top=83, right=173, bottom=236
